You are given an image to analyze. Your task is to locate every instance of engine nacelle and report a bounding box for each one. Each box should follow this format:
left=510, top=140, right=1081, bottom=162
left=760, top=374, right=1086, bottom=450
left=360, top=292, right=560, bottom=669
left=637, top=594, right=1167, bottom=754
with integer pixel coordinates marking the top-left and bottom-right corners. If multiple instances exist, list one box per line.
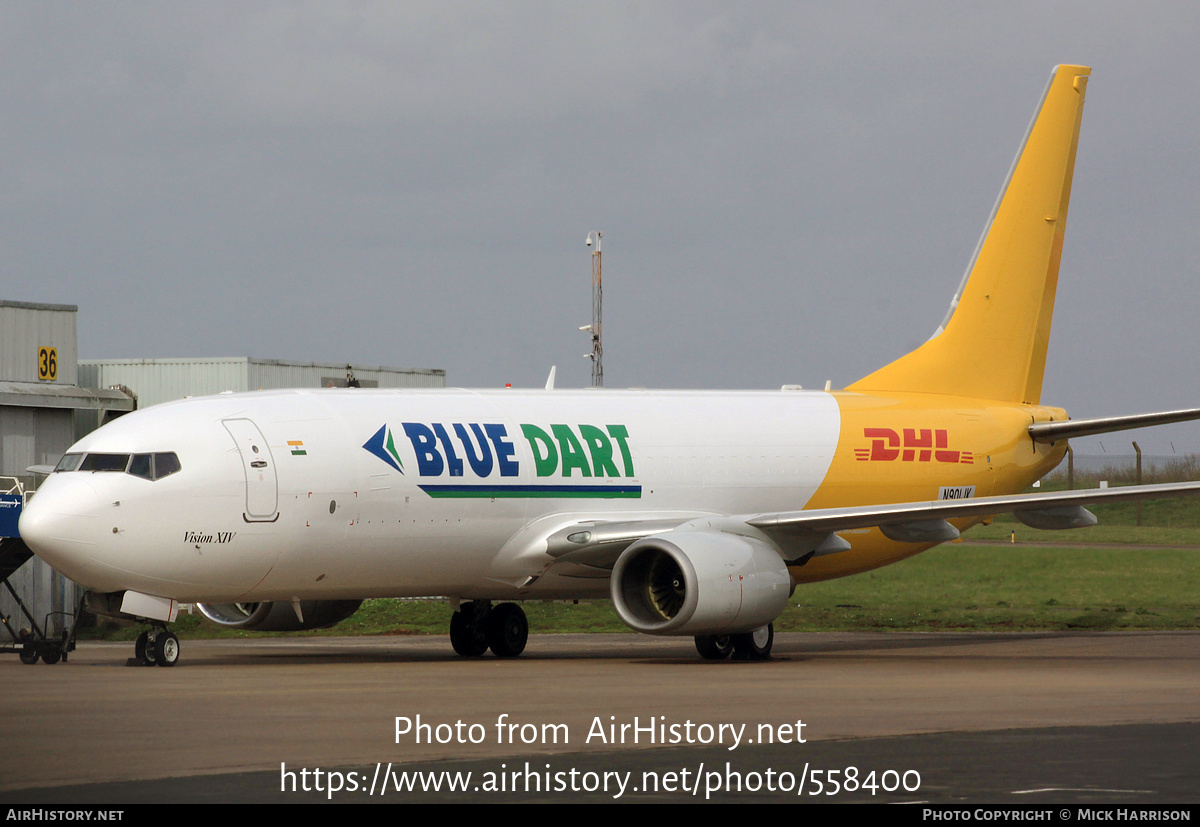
left=197, top=600, right=362, bottom=631
left=610, top=530, right=791, bottom=636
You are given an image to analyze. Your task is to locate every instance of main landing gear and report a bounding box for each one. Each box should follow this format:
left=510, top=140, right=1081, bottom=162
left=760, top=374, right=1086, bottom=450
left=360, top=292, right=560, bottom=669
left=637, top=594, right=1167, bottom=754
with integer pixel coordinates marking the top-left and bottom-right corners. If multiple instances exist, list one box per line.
left=694, top=623, right=774, bottom=661
left=133, top=626, right=180, bottom=667
left=449, top=600, right=528, bottom=658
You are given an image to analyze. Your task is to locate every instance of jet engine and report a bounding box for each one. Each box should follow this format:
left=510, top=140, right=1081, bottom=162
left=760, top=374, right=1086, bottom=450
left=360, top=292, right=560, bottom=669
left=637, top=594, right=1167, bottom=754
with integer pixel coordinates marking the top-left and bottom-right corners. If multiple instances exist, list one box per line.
left=610, top=531, right=790, bottom=636
left=197, top=600, right=362, bottom=631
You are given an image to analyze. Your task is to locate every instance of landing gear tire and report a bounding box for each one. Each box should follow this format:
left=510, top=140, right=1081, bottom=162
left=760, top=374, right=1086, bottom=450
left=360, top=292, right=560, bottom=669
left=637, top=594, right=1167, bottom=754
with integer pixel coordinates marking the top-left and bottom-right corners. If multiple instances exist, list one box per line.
left=135, top=631, right=157, bottom=666
left=449, top=604, right=489, bottom=657
left=154, top=632, right=180, bottom=667
left=19, top=647, right=39, bottom=665
left=487, top=603, right=528, bottom=658
left=40, top=649, right=62, bottom=665
left=732, top=623, right=774, bottom=661
left=694, top=634, right=734, bottom=660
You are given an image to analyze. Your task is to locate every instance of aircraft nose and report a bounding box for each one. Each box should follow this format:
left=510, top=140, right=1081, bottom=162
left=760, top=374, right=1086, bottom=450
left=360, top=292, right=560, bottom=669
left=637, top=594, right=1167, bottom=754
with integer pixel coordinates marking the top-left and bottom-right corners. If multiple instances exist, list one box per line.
left=18, top=476, right=107, bottom=587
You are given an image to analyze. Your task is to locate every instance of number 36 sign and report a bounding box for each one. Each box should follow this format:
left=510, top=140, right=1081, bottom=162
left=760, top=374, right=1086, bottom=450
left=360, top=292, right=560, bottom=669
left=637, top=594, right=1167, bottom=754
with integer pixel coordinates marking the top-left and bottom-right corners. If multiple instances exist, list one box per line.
left=38, top=346, right=57, bottom=381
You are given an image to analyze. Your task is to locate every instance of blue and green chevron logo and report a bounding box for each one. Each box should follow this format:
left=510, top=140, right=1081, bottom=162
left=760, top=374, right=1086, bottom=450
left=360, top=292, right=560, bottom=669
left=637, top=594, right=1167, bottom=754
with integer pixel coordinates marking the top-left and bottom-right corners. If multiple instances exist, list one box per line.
left=363, top=425, right=404, bottom=473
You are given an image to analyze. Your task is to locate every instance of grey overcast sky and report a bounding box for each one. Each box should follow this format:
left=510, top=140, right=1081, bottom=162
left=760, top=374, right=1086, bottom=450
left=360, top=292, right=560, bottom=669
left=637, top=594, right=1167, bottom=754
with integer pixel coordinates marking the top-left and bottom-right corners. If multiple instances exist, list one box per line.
left=3, top=2, right=1199, bottom=455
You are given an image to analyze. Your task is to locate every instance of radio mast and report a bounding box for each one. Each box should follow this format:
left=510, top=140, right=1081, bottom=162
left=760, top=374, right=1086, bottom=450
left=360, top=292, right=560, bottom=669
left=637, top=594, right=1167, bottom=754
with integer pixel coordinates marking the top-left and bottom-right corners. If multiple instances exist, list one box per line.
left=584, top=231, right=603, bottom=387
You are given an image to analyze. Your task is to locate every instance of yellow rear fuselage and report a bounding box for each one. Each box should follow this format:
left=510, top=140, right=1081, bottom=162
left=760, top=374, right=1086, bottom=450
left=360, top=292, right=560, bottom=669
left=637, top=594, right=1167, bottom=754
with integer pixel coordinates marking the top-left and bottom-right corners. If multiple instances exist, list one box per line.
left=795, top=391, right=1068, bottom=582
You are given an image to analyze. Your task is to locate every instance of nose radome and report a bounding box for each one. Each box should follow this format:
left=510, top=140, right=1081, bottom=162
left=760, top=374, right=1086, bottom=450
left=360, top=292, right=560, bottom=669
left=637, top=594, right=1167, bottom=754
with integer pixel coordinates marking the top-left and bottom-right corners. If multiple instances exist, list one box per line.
left=18, top=477, right=105, bottom=586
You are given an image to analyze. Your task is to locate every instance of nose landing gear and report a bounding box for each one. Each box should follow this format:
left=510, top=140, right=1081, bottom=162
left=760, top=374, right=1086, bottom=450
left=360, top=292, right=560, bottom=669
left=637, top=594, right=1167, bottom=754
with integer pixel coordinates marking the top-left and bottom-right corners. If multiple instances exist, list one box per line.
left=133, top=627, right=180, bottom=667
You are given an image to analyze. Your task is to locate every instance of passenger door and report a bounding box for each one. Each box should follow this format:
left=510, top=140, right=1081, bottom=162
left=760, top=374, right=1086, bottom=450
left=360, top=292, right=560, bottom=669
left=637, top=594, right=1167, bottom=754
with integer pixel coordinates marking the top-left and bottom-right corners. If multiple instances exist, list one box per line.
left=222, top=418, right=279, bottom=522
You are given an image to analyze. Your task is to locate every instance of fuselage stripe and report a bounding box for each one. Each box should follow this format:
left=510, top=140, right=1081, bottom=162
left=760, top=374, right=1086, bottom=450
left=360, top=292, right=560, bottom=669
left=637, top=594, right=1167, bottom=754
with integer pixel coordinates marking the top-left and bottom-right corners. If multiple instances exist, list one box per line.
left=417, top=484, right=643, bottom=499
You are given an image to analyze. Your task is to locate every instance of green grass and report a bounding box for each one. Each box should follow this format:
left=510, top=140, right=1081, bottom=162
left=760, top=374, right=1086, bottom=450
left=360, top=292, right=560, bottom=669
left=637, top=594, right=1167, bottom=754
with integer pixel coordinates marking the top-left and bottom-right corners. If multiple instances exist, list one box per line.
left=780, top=543, right=1200, bottom=631
left=984, top=498, right=1200, bottom=531
left=965, top=520, right=1200, bottom=546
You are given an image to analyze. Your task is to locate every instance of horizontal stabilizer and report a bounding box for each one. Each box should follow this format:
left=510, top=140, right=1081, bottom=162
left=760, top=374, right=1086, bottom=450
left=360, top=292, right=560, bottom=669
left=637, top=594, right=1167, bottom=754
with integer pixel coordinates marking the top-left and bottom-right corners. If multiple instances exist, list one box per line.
left=1030, top=407, right=1200, bottom=443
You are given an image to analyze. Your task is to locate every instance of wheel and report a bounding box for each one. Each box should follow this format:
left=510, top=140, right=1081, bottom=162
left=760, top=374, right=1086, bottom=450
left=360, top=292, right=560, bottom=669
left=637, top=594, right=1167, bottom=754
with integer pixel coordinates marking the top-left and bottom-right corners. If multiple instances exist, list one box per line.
left=135, top=631, right=157, bottom=665
left=694, top=634, right=734, bottom=660
left=19, top=647, right=39, bottom=665
left=154, top=632, right=180, bottom=667
left=487, top=603, right=528, bottom=658
left=41, top=649, right=62, bottom=665
left=732, top=623, right=774, bottom=661
left=449, top=605, right=488, bottom=656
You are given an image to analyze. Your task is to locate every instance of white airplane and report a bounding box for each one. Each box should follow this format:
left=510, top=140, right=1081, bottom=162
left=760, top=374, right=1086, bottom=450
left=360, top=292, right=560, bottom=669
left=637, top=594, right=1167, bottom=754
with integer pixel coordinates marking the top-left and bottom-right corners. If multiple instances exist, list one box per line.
left=18, top=64, right=1200, bottom=666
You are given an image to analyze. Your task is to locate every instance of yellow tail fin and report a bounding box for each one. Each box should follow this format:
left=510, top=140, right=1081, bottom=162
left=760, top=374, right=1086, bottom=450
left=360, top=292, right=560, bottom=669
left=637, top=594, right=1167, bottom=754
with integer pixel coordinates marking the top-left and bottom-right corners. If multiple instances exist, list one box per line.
left=848, top=65, right=1090, bottom=405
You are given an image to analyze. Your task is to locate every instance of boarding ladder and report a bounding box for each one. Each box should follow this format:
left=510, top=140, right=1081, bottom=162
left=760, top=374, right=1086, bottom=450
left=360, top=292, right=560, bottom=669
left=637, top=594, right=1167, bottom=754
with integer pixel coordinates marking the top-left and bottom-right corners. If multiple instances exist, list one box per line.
left=0, top=477, right=83, bottom=665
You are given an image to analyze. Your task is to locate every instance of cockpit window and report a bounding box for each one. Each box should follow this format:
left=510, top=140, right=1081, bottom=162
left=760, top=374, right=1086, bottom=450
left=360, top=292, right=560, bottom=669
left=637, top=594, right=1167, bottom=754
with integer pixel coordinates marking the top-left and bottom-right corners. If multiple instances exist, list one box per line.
left=56, top=451, right=182, bottom=480
left=79, top=453, right=131, bottom=472
left=128, top=454, right=153, bottom=480
left=154, top=453, right=182, bottom=479
left=54, top=453, right=84, bottom=472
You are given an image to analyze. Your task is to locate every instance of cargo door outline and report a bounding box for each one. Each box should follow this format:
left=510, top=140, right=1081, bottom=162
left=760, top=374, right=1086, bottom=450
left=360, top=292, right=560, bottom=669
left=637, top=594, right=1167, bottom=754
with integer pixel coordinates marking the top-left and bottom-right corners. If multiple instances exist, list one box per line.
left=223, top=418, right=280, bottom=522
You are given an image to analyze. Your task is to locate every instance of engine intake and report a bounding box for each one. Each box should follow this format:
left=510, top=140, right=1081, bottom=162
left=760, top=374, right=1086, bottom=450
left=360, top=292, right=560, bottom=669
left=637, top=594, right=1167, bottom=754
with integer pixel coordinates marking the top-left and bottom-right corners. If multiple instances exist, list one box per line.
left=611, top=530, right=790, bottom=636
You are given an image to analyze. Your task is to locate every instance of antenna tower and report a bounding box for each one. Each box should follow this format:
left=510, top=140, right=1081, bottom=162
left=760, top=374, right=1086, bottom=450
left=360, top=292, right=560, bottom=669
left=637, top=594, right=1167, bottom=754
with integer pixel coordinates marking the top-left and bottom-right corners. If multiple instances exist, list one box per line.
left=585, top=231, right=603, bottom=387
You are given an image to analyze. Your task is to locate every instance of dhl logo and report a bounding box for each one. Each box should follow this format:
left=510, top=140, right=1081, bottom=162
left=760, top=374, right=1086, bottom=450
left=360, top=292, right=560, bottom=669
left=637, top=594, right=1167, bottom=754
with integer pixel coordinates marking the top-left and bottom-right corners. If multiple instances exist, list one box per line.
left=854, top=428, right=973, bottom=464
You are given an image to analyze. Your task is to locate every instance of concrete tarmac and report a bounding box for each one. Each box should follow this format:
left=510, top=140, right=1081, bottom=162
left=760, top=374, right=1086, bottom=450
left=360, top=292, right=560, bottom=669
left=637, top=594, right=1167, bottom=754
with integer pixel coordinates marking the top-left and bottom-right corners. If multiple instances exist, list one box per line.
left=1, top=631, right=1198, bottom=803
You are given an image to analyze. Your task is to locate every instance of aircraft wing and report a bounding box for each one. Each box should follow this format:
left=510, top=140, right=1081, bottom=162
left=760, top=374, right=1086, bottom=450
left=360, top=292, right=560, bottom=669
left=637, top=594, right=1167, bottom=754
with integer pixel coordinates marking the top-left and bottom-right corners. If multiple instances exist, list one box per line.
left=745, top=481, right=1200, bottom=536
left=548, top=481, right=1200, bottom=569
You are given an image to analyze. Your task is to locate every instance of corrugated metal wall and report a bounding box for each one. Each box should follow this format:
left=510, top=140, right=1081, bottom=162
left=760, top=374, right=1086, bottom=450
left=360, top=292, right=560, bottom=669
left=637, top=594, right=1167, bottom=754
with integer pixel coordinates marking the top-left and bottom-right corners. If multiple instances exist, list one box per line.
left=0, top=407, right=74, bottom=482
left=79, top=358, right=250, bottom=409
left=246, top=359, right=444, bottom=391
left=0, top=302, right=78, bottom=386
left=81, top=357, right=445, bottom=408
